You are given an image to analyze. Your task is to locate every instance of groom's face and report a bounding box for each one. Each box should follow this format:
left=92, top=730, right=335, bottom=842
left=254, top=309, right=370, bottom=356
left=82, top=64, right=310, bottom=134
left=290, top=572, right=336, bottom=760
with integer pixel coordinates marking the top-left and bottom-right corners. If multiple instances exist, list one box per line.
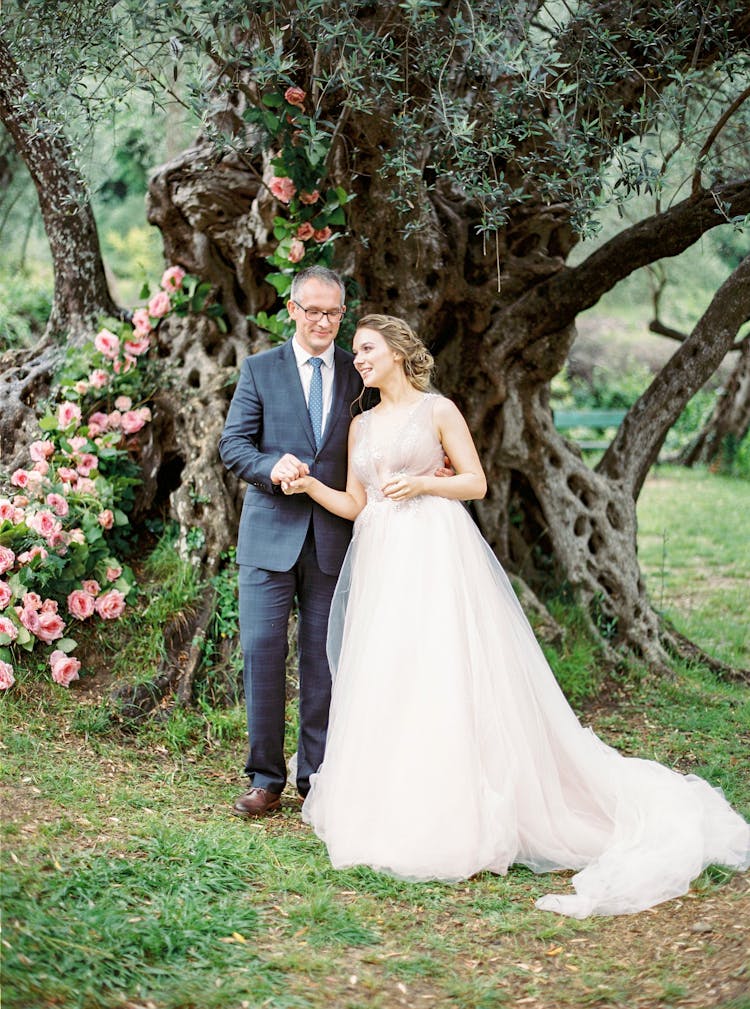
left=288, top=279, right=345, bottom=357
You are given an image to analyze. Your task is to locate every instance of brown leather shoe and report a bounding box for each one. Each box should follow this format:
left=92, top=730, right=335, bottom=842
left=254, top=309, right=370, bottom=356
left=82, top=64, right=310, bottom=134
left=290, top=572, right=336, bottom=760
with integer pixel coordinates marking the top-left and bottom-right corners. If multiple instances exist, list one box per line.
left=232, top=786, right=282, bottom=818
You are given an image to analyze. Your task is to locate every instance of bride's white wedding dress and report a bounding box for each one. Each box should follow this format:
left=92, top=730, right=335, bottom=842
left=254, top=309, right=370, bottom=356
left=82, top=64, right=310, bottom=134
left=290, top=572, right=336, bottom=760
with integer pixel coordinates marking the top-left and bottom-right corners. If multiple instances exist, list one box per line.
left=302, top=394, right=749, bottom=917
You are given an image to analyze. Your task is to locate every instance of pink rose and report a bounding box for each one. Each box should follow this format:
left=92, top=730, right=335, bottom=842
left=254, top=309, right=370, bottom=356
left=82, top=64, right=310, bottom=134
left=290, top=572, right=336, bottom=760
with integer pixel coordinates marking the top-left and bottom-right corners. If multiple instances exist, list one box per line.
left=94, top=328, right=120, bottom=359
left=288, top=239, right=305, bottom=264
left=269, top=176, right=296, bottom=204
left=113, top=355, right=136, bottom=375
left=22, top=592, right=42, bottom=610
left=148, top=290, right=171, bottom=318
left=124, top=335, right=151, bottom=357
left=87, top=411, right=109, bottom=436
left=58, top=401, right=82, bottom=429
left=12, top=496, right=29, bottom=507
left=132, top=307, right=152, bottom=333
left=27, top=510, right=62, bottom=541
left=107, top=411, right=122, bottom=430
left=11, top=469, right=30, bottom=488
left=40, top=598, right=58, bottom=614
left=74, top=380, right=89, bottom=395
left=299, top=190, right=320, bottom=205
left=296, top=222, right=315, bottom=241
left=161, top=266, right=186, bottom=292
left=57, top=467, right=78, bottom=485
left=75, top=479, right=97, bottom=496
left=0, top=660, right=15, bottom=690
left=46, top=493, right=69, bottom=517
left=284, top=86, right=306, bottom=109
left=35, top=610, right=65, bottom=643
left=68, top=528, right=85, bottom=545
left=82, top=580, right=100, bottom=596
left=115, top=395, right=132, bottom=411
left=106, top=565, right=122, bottom=582
left=76, top=454, right=98, bottom=477
left=137, top=407, right=152, bottom=423
left=89, top=369, right=109, bottom=389
left=0, top=546, right=15, bottom=575
left=121, top=411, right=146, bottom=435
left=30, top=440, right=55, bottom=462
left=98, top=509, right=114, bottom=530
left=68, top=589, right=96, bottom=620
left=69, top=436, right=88, bottom=452
left=0, top=581, right=12, bottom=609
left=95, top=589, right=126, bottom=620
left=50, top=650, right=80, bottom=687
left=0, top=616, right=17, bottom=641
left=16, top=545, right=47, bottom=565
left=313, top=227, right=332, bottom=243
left=33, top=460, right=50, bottom=476
left=19, top=607, right=40, bottom=634
left=0, top=500, right=22, bottom=524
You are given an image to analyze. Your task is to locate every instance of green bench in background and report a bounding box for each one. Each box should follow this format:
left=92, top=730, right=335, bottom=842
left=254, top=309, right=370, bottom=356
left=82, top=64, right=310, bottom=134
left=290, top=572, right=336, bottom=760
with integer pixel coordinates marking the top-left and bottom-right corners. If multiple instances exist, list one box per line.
left=553, top=408, right=627, bottom=451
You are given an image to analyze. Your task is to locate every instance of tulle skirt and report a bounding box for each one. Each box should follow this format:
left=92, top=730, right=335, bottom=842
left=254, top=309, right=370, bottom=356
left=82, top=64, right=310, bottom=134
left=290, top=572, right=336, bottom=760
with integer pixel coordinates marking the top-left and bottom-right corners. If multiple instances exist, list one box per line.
left=302, top=495, right=750, bottom=917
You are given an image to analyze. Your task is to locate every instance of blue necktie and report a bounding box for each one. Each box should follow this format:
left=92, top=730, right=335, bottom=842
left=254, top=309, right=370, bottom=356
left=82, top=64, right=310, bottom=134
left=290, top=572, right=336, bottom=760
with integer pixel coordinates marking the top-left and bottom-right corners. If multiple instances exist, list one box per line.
left=308, top=357, right=324, bottom=449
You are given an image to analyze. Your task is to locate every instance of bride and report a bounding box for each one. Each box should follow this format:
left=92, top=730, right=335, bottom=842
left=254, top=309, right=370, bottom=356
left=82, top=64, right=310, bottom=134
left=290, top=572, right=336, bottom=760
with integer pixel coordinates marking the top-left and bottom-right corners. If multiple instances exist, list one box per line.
left=282, top=314, right=749, bottom=919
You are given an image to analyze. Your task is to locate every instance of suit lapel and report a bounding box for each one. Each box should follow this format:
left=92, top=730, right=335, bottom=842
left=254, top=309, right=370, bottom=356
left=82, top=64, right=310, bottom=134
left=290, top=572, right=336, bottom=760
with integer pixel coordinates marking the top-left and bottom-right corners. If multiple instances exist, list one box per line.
left=281, top=339, right=317, bottom=453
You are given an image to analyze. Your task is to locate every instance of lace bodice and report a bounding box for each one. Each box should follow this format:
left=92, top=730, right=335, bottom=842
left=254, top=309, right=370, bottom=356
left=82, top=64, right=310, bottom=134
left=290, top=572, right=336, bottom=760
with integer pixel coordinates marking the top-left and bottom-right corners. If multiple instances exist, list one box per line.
left=351, top=394, right=445, bottom=502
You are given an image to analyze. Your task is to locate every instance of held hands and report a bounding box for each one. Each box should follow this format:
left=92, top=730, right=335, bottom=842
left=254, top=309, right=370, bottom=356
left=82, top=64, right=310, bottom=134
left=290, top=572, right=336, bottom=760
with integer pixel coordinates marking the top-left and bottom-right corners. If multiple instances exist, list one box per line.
left=381, top=473, right=426, bottom=502
left=281, top=475, right=313, bottom=495
left=271, top=454, right=310, bottom=486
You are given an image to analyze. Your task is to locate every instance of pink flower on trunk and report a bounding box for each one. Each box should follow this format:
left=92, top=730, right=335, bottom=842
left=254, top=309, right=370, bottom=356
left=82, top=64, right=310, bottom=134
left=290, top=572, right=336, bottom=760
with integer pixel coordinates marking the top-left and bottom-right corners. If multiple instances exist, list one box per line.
left=148, top=290, right=171, bottom=318
left=0, top=500, right=23, bottom=524
left=76, top=454, right=98, bottom=478
left=30, top=440, right=55, bottom=462
left=284, top=86, right=306, bottom=109
left=87, top=412, right=109, bottom=436
left=82, top=580, right=100, bottom=596
left=161, top=266, right=186, bottom=292
left=68, top=590, right=96, bottom=620
left=113, top=356, right=136, bottom=375
left=35, top=610, right=65, bottom=643
left=11, top=469, right=30, bottom=489
left=57, top=466, right=78, bottom=484
left=296, top=222, right=315, bottom=241
left=106, top=565, right=122, bottom=582
left=98, top=509, right=114, bottom=530
left=0, top=661, right=15, bottom=690
left=58, top=402, right=82, bottom=429
left=89, top=369, right=109, bottom=389
left=288, top=239, right=305, bottom=264
left=69, top=436, right=88, bottom=452
left=0, top=546, right=15, bottom=575
left=120, top=411, right=146, bottom=435
left=299, top=190, right=320, bottom=205
left=46, top=493, right=69, bottom=517
left=269, top=176, right=296, bottom=204
left=313, top=227, right=332, bottom=243
left=95, top=589, right=126, bottom=620
left=33, top=461, right=50, bottom=476
left=107, top=411, right=122, bottom=430
left=75, top=479, right=97, bottom=496
left=19, top=607, right=40, bottom=635
left=27, top=510, right=62, bottom=542
left=22, top=592, right=42, bottom=610
left=0, top=616, right=17, bottom=641
left=94, top=328, right=120, bottom=359
left=40, top=598, right=58, bottom=614
left=0, top=581, right=12, bottom=609
left=50, top=650, right=80, bottom=687
left=132, top=307, right=152, bottom=333
left=137, top=407, right=152, bottom=423
left=115, top=396, right=132, bottom=411
left=124, top=335, right=151, bottom=357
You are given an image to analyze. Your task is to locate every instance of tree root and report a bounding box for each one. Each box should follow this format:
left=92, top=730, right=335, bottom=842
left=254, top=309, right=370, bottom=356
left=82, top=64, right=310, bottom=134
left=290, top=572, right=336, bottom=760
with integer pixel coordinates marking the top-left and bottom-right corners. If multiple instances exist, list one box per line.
left=661, top=622, right=750, bottom=684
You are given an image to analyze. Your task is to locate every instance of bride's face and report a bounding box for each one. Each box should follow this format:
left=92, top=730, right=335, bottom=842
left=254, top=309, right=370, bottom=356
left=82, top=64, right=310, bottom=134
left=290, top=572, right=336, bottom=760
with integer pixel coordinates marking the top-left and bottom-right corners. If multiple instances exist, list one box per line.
left=353, top=328, right=401, bottom=387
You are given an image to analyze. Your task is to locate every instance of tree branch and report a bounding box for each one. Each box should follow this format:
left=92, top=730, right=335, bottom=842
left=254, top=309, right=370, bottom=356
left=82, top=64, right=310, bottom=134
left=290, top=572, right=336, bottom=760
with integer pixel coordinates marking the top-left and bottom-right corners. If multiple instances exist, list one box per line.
left=692, top=83, right=750, bottom=195
left=597, top=255, right=750, bottom=496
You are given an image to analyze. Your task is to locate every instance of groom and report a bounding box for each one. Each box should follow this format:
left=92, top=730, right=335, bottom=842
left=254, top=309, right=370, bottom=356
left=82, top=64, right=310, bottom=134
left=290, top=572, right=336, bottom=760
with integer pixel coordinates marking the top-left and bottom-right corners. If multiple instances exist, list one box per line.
left=219, top=266, right=363, bottom=816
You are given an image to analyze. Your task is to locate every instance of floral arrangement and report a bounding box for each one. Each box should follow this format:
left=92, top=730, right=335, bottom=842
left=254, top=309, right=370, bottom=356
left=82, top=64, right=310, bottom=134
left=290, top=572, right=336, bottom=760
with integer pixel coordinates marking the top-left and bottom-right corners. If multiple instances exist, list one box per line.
left=246, top=84, right=353, bottom=341
left=0, top=266, right=213, bottom=690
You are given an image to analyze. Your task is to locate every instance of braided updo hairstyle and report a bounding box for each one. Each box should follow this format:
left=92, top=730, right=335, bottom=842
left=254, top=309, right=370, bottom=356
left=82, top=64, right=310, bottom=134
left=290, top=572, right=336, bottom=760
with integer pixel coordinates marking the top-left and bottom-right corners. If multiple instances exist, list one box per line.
left=356, top=314, right=435, bottom=391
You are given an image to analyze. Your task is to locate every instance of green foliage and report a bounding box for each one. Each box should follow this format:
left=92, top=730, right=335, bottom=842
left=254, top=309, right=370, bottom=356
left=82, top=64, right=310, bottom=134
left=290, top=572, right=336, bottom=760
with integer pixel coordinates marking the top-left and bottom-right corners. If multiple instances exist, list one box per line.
left=0, top=269, right=52, bottom=351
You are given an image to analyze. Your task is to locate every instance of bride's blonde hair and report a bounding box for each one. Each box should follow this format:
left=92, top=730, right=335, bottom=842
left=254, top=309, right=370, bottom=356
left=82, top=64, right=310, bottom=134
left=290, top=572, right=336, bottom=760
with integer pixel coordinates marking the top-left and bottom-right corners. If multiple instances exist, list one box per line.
left=356, top=314, right=434, bottom=391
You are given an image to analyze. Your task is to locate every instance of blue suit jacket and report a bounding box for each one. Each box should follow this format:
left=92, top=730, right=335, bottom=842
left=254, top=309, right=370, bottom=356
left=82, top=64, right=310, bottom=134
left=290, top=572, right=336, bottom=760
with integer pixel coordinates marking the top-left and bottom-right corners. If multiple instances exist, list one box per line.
left=219, top=339, right=364, bottom=575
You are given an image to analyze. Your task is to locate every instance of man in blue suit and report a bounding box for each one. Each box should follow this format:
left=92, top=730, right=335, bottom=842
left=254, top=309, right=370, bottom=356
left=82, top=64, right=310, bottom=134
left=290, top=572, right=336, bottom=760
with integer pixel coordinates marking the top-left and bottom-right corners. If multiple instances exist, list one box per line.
left=219, top=266, right=364, bottom=816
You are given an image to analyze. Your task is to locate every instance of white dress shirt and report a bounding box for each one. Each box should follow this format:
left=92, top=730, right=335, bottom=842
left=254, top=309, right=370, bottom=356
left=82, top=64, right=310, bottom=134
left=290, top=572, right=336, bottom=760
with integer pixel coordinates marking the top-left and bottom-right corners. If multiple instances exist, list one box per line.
left=292, top=337, right=336, bottom=439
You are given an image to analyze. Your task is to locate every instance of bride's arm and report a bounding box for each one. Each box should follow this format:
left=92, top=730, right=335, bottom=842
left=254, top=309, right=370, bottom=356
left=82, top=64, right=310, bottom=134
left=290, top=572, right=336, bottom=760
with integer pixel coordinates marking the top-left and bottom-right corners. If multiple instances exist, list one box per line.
left=281, top=420, right=367, bottom=519
left=382, top=398, right=487, bottom=503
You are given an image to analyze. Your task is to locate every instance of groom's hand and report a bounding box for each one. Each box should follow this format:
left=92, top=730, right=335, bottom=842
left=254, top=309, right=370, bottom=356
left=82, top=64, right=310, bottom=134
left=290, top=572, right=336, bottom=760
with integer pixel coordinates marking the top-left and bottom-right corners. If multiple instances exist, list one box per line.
left=271, top=454, right=310, bottom=485
left=435, top=455, right=455, bottom=478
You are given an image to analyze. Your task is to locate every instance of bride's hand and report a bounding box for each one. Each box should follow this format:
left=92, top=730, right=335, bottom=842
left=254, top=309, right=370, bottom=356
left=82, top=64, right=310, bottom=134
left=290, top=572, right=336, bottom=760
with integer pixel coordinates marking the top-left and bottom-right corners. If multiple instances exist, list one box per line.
left=282, top=475, right=312, bottom=495
left=381, top=474, right=425, bottom=501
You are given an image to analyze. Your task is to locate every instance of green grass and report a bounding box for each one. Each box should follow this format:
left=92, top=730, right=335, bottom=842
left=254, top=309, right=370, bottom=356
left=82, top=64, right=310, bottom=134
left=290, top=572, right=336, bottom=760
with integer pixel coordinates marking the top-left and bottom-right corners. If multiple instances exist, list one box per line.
left=1, top=466, right=749, bottom=1009
left=637, top=465, right=750, bottom=667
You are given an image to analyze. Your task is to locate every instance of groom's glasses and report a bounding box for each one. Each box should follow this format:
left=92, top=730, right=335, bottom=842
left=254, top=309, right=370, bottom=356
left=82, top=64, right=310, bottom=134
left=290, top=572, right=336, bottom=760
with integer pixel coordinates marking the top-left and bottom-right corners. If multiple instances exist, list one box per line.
left=292, top=300, right=346, bottom=323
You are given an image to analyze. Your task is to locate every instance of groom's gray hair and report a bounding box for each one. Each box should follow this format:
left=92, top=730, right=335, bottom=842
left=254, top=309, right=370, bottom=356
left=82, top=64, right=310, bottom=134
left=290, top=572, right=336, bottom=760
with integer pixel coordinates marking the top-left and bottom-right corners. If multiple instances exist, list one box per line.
left=291, top=266, right=346, bottom=304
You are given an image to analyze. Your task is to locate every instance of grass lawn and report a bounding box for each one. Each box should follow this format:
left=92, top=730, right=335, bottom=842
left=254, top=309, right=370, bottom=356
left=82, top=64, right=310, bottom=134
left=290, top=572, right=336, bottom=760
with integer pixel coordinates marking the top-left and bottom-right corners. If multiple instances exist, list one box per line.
left=2, top=467, right=749, bottom=1009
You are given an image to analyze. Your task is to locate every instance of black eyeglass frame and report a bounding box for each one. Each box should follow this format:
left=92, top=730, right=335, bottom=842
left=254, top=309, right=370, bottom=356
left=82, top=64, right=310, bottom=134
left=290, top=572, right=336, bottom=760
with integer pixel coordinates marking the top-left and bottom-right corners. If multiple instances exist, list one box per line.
left=291, top=300, right=347, bottom=323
